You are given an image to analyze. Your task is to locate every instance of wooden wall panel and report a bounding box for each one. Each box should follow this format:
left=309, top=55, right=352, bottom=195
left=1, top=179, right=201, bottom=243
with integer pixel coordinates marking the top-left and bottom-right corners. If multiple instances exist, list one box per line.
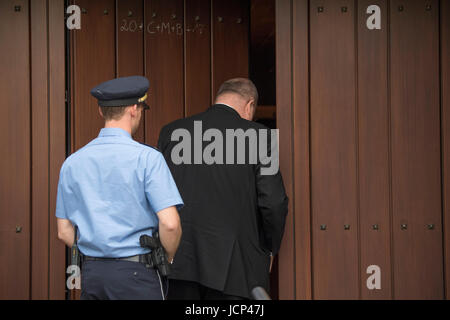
left=310, top=0, right=359, bottom=299
left=144, top=0, right=185, bottom=146
left=117, top=0, right=145, bottom=143
left=390, top=0, right=443, bottom=299
left=72, top=0, right=116, bottom=151
left=30, top=0, right=50, bottom=300
left=442, top=0, right=450, bottom=300
left=0, top=0, right=31, bottom=300
left=292, top=0, right=311, bottom=300
left=48, top=0, right=67, bottom=300
left=357, top=0, right=392, bottom=299
left=212, top=0, right=249, bottom=98
left=275, top=0, right=295, bottom=300
left=185, top=0, right=211, bottom=116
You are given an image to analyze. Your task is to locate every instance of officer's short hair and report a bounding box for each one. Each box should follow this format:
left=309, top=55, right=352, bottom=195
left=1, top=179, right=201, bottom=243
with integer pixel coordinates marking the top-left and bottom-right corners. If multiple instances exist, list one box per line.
left=215, top=78, right=259, bottom=106
left=100, top=104, right=145, bottom=121
left=100, top=106, right=128, bottom=121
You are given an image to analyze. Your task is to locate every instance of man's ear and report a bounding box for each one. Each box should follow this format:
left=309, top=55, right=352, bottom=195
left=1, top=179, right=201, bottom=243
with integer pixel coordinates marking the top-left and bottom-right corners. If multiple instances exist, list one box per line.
left=98, top=107, right=104, bottom=118
left=129, top=104, right=138, bottom=117
left=245, top=99, right=255, bottom=119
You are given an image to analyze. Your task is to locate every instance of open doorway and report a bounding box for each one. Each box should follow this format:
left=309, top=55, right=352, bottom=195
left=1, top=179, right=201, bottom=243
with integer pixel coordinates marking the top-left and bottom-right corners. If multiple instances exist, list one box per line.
left=251, top=0, right=276, bottom=130
left=250, top=0, right=278, bottom=299
left=67, top=0, right=280, bottom=300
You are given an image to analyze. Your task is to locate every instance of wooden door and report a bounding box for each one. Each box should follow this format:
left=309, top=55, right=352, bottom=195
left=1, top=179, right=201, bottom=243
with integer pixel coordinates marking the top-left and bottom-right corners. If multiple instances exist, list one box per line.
left=185, top=0, right=211, bottom=116
left=0, top=0, right=31, bottom=300
left=357, top=0, right=392, bottom=299
left=390, top=0, right=443, bottom=299
left=442, top=0, right=450, bottom=298
left=276, top=0, right=447, bottom=300
left=70, top=0, right=249, bottom=147
left=144, top=0, right=185, bottom=146
left=117, top=0, right=145, bottom=142
left=212, top=0, right=249, bottom=98
left=309, top=0, right=359, bottom=299
left=71, top=0, right=116, bottom=152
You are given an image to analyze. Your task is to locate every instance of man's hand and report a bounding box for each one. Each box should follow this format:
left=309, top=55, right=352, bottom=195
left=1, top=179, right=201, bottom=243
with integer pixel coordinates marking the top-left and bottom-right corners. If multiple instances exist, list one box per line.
left=156, top=206, right=182, bottom=262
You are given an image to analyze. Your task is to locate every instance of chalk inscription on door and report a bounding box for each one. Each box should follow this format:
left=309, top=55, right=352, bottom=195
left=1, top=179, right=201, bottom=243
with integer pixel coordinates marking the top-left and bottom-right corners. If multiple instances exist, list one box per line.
left=66, top=4, right=382, bottom=31
left=119, top=19, right=207, bottom=36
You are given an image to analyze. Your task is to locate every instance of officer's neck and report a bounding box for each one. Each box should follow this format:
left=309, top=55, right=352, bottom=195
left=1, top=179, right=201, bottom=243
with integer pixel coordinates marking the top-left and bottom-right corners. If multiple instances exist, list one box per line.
left=104, top=121, right=132, bottom=136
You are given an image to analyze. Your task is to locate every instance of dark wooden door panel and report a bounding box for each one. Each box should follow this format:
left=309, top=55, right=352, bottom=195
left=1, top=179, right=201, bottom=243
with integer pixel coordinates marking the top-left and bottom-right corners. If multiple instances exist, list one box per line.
left=117, top=0, right=144, bottom=77
left=275, top=0, right=295, bottom=300
left=117, top=0, right=145, bottom=142
left=310, top=0, right=359, bottom=299
left=442, top=0, right=450, bottom=300
left=30, top=0, right=50, bottom=300
left=144, top=0, right=185, bottom=146
left=292, top=0, right=312, bottom=300
left=357, top=0, right=392, bottom=299
left=72, top=0, right=116, bottom=151
left=212, top=0, right=249, bottom=98
left=185, top=0, right=211, bottom=116
left=390, top=0, right=443, bottom=299
left=0, top=0, right=31, bottom=300
left=48, top=0, right=67, bottom=299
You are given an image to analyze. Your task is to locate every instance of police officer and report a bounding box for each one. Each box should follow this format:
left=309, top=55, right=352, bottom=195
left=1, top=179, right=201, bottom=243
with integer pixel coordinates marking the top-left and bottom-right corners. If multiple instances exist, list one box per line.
left=56, top=76, right=183, bottom=300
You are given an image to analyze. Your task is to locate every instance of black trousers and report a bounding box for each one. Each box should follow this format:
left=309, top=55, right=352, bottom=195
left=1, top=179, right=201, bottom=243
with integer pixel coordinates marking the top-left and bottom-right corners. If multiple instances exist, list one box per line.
left=167, top=279, right=247, bottom=300
left=81, top=260, right=166, bottom=300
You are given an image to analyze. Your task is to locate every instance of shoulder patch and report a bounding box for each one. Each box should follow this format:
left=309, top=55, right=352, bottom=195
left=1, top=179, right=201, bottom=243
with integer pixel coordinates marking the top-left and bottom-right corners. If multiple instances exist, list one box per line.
left=139, top=142, right=161, bottom=153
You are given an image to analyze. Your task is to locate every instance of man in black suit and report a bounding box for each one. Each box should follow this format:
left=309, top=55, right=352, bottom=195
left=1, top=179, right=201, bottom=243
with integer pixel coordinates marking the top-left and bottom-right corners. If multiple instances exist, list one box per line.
left=158, top=78, right=288, bottom=300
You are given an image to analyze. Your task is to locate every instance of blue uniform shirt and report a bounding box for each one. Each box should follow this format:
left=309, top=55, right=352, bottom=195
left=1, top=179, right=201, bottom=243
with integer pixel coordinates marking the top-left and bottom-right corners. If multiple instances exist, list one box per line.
left=55, top=128, right=183, bottom=258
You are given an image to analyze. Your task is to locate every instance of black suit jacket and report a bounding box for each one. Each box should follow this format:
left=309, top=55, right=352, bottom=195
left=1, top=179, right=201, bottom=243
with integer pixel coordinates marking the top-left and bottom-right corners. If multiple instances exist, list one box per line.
left=158, top=104, right=288, bottom=298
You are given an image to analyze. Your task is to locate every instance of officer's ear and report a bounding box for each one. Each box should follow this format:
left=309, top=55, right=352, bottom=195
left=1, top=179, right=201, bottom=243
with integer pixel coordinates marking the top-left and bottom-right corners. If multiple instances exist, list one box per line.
left=129, top=104, right=139, bottom=117
left=98, top=107, right=104, bottom=118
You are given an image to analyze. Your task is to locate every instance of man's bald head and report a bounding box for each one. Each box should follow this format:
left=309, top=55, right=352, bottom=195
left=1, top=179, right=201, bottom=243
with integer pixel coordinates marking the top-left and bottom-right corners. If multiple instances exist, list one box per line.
left=215, top=78, right=259, bottom=106
left=214, top=78, right=259, bottom=121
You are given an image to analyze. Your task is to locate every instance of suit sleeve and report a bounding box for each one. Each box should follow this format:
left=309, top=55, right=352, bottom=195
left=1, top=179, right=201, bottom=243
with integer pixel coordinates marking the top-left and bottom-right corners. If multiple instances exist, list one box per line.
left=157, top=124, right=170, bottom=154
left=256, top=130, right=289, bottom=256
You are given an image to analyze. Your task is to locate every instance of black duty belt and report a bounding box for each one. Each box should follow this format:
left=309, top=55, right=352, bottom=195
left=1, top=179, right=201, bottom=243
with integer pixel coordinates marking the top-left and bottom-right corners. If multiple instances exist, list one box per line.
left=84, top=254, right=154, bottom=267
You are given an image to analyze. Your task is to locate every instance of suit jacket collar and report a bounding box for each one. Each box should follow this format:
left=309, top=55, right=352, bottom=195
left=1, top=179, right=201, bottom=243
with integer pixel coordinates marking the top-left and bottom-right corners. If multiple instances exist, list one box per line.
left=210, top=104, right=242, bottom=119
